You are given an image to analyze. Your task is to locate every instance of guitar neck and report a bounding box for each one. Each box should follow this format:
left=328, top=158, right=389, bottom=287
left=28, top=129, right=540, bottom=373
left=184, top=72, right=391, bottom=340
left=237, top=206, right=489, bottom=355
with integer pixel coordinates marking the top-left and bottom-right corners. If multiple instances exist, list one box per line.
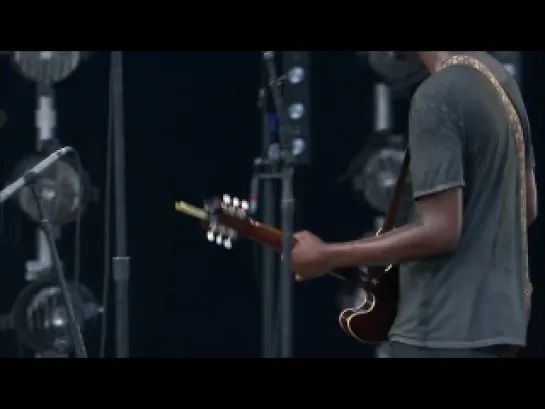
left=247, top=221, right=296, bottom=250
left=174, top=199, right=362, bottom=285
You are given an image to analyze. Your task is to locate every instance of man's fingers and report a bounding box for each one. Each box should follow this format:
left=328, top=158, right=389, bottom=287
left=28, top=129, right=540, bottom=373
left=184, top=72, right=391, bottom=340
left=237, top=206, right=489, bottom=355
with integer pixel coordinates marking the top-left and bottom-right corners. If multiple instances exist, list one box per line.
left=293, top=230, right=310, bottom=241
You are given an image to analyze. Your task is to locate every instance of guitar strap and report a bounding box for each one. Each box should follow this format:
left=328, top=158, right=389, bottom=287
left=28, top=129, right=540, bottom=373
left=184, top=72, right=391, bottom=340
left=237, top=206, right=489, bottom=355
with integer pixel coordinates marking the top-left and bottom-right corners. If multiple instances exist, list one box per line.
left=440, top=55, right=530, bottom=291
left=384, top=56, right=530, bottom=356
left=439, top=55, right=530, bottom=357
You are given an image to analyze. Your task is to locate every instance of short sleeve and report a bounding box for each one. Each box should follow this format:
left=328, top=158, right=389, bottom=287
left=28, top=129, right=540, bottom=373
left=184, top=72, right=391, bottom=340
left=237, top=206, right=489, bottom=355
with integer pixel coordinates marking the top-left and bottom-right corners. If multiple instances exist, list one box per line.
left=408, top=97, right=465, bottom=200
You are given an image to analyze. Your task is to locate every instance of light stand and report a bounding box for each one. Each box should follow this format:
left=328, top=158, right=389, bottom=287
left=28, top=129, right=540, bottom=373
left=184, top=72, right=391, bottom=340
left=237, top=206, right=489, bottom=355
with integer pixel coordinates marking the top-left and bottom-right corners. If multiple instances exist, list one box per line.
left=256, top=72, right=277, bottom=358
left=262, top=51, right=295, bottom=358
left=30, top=184, right=87, bottom=358
left=25, top=82, right=57, bottom=283
left=110, top=51, right=131, bottom=358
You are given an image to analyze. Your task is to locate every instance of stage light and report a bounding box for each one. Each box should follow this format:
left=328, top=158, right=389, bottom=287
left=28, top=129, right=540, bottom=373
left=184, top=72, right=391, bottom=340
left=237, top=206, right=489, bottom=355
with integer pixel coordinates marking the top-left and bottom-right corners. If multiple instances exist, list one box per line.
left=10, top=150, right=92, bottom=227
left=340, top=83, right=407, bottom=213
left=349, top=132, right=406, bottom=213
left=282, top=51, right=311, bottom=164
left=288, top=103, right=304, bottom=120
left=12, top=51, right=81, bottom=83
left=11, top=277, right=101, bottom=354
left=287, top=66, right=305, bottom=84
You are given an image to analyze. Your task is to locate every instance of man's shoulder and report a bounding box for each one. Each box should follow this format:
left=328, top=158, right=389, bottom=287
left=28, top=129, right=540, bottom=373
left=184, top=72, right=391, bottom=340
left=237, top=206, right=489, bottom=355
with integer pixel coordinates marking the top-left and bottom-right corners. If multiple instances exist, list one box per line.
left=412, top=65, right=478, bottom=110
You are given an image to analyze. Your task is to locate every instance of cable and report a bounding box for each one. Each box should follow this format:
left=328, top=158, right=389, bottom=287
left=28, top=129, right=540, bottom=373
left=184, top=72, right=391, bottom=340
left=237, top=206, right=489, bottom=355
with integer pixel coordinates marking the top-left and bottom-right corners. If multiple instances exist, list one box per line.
left=99, top=58, right=114, bottom=358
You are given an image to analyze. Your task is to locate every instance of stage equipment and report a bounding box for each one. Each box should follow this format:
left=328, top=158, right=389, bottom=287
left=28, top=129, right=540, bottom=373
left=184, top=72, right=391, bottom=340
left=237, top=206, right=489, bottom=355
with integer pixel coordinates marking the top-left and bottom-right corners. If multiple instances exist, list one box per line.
left=9, top=51, right=88, bottom=283
left=9, top=148, right=91, bottom=226
left=12, top=51, right=82, bottom=83
left=3, top=51, right=94, bottom=358
left=357, top=51, right=428, bottom=94
left=252, top=66, right=277, bottom=358
left=0, top=170, right=89, bottom=357
left=11, top=277, right=101, bottom=355
left=262, top=51, right=297, bottom=358
left=241, top=52, right=304, bottom=357
left=340, top=83, right=406, bottom=213
left=108, top=51, right=131, bottom=358
left=281, top=51, right=311, bottom=164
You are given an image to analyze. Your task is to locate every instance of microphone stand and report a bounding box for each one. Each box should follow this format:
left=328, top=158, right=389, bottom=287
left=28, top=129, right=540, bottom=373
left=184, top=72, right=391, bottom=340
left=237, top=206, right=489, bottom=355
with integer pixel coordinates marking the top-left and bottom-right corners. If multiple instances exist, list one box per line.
left=256, top=73, right=277, bottom=358
left=110, top=51, right=130, bottom=358
left=30, top=184, right=87, bottom=358
left=262, top=51, right=294, bottom=358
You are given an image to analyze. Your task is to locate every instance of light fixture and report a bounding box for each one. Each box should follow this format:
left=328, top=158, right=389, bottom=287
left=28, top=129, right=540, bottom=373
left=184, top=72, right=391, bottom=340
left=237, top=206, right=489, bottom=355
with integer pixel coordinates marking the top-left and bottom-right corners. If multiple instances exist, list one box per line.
left=10, top=148, right=92, bottom=226
left=349, top=132, right=406, bottom=213
left=11, top=277, right=101, bottom=354
left=340, top=83, right=408, bottom=213
left=12, top=51, right=82, bottom=84
left=282, top=51, right=311, bottom=164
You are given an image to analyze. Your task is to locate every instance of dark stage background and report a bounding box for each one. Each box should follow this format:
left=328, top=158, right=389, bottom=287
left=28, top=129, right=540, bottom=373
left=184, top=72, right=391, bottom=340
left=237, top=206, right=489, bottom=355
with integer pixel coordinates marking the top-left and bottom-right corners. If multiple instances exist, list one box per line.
left=0, top=51, right=543, bottom=358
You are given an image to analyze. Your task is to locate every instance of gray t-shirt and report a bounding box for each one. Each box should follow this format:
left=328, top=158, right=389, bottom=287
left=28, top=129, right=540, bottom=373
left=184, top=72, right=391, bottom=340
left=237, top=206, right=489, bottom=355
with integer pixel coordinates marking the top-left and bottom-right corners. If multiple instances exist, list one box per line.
left=389, top=52, right=535, bottom=349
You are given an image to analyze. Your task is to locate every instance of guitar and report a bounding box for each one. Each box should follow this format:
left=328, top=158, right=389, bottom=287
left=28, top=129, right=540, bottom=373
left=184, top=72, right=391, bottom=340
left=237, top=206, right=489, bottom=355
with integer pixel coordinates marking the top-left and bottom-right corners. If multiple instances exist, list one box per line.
left=175, top=194, right=399, bottom=344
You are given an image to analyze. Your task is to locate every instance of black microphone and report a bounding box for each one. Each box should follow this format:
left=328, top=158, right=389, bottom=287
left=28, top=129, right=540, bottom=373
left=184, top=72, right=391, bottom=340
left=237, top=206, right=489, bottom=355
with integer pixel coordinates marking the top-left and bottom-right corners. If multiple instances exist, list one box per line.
left=249, top=159, right=261, bottom=216
left=0, top=146, right=74, bottom=205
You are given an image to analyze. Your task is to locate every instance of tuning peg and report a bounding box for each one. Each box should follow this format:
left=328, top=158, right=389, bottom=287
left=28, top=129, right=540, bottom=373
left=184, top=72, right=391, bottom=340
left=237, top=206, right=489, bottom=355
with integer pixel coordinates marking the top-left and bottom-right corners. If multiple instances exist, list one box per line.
left=228, top=229, right=238, bottom=240
left=222, top=194, right=231, bottom=205
left=241, top=200, right=249, bottom=211
left=215, top=235, right=223, bottom=245
left=206, top=231, right=215, bottom=242
left=233, top=197, right=240, bottom=207
left=223, top=238, right=232, bottom=249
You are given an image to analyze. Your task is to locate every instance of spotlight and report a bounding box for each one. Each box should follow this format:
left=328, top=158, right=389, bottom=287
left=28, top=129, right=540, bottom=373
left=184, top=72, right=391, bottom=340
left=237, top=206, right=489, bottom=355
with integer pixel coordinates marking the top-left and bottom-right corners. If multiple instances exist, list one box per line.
left=340, top=83, right=407, bottom=213
left=348, top=132, right=406, bottom=213
left=12, top=51, right=81, bottom=83
left=282, top=51, right=311, bottom=164
left=10, top=149, right=92, bottom=226
left=11, top=277, right=101, bottom=354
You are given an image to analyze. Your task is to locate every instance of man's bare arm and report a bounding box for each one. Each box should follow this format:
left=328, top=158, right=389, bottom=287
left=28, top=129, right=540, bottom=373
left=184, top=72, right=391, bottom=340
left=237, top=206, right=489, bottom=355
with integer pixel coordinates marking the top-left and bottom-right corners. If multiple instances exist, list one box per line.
left=326, top=188, right=463, bottom=267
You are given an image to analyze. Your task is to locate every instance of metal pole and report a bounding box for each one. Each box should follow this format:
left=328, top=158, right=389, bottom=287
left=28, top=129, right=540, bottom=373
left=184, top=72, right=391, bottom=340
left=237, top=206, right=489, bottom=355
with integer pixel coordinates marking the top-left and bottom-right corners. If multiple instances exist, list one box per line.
left=374, top=83, right=392, bottom=132
left=110, top=51, right=130, bottom=358
left=258, top=85, right=277, bottom=358
left=262, top=51, right=294, bottom=358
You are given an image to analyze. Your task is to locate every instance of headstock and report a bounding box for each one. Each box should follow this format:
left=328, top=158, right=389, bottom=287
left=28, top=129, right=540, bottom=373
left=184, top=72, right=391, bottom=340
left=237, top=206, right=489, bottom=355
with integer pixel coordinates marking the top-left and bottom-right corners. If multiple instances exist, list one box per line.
left=175, top=194, right=281, bottom=251
left=203, top=194, right=250, bottom=250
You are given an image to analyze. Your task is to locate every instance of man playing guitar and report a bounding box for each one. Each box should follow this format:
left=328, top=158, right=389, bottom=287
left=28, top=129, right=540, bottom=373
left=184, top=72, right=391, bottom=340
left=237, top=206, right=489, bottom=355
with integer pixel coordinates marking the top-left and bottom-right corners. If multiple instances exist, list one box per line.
left=290, top=51, right=538, bottom=358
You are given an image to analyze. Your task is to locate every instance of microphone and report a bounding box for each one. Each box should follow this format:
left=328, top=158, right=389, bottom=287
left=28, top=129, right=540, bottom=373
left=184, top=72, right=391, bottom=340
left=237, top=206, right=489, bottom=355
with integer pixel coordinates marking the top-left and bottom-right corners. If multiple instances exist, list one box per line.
left=0, top=146, right=74, bottom=205
left=249, top=159, right=261, bottom=216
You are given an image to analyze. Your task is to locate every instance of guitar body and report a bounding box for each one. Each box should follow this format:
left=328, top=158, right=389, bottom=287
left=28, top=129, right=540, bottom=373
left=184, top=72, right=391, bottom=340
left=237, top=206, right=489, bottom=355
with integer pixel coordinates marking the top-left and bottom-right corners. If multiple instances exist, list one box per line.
left=336, top=265, right=399, bottom=344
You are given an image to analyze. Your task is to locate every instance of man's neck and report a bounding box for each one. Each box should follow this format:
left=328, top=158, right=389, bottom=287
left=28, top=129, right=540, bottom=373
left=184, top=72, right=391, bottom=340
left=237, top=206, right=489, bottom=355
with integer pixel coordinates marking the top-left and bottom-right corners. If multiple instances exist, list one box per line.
left=417, top=51, right=467, bottom=73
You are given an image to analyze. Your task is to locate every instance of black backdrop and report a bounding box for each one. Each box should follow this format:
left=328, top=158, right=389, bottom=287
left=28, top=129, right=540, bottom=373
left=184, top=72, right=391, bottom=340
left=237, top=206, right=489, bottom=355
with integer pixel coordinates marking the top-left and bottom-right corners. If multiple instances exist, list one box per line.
left=0, top=51, right=543, bottom=358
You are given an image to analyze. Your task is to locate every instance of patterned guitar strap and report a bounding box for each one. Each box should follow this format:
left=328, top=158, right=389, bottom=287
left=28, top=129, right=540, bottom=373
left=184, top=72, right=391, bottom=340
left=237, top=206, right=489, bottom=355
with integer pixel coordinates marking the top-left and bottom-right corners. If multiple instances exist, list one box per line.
left=439, top=55, right=531, bottom=358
